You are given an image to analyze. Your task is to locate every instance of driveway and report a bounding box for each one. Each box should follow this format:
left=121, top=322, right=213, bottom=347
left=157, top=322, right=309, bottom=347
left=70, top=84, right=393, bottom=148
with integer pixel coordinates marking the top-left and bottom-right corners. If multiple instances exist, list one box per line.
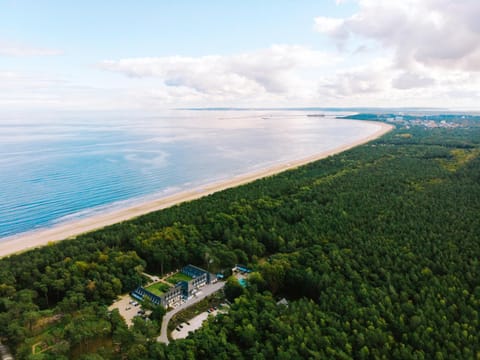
left=157, top=281, right=225, bottom=344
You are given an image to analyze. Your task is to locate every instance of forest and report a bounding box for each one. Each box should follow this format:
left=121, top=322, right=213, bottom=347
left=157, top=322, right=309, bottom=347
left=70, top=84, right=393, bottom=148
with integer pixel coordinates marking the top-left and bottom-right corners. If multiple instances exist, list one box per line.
left=0, top=119, right=479, bottom=359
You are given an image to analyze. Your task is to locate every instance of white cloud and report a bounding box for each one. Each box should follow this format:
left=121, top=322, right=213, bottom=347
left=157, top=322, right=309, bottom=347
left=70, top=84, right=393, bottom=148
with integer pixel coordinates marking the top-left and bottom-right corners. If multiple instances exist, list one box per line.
left=325, top=70, right=385, bottom=96
left=99, top=45, right=337, bottom=101
left=314, top=17, right=347, bottom=38
left=310, top=0, right=480, bottom=108
left=0, top=71, right=130, bottom=110
left=0, top=41, right=63, bottom=57
left=392, top=72, right=435, bottom=90
left=315, top=0, right=480, bottom=72
left=318, top=58, right=393, bottom=98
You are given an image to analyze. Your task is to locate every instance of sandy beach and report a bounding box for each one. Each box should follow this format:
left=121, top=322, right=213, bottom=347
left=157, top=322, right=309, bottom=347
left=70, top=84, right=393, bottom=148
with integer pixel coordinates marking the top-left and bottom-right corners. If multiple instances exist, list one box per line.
left=0, top=121, right=393, bottom=258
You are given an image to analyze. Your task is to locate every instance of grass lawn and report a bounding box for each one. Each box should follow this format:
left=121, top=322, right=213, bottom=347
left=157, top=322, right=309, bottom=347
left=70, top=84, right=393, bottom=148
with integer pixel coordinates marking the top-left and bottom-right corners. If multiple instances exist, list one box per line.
left=146, top=282, right=171, bottom=296
left=166, top=272, right=193, bottom=284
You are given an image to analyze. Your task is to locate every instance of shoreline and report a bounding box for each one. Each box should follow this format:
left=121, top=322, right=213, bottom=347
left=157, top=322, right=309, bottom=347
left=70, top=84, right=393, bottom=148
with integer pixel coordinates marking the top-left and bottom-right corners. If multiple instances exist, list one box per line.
left=0, top=121, right=393, bottom=258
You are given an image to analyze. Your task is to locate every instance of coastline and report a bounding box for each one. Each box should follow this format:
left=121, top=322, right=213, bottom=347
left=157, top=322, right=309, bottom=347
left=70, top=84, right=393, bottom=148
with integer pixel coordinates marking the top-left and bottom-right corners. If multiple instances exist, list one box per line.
left=0, top=121, right=393, bottom=258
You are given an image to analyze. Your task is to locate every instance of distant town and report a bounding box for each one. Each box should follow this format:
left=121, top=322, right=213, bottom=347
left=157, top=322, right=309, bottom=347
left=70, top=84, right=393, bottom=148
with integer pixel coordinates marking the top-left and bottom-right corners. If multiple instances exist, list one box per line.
left=341, top=113, right=480, bottom=129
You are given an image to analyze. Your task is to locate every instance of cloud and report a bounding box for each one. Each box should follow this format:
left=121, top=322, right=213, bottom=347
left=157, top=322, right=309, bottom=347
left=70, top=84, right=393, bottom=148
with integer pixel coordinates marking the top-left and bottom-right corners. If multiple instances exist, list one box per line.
left=314, top=0, right=480, bottom=72
left=0, top=41, right=63, bottom=57
left=392, top=72, right=435, bottom=90
left=327, top=70, right=385, bottom=95
left=0, top=71, right=129, bottom=110
left=318, top=58, right=393, bottom=97
left=314, top=17, right=347, bottom=38
left=99, top=45, right=336, bottom=99
left=315, top=57, right=480, bottom=108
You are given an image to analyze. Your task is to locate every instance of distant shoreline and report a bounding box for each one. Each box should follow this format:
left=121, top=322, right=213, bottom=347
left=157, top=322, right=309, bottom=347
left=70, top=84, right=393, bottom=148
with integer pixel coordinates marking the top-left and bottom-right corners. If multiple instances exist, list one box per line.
left=0, top=121, right=393, bottom=258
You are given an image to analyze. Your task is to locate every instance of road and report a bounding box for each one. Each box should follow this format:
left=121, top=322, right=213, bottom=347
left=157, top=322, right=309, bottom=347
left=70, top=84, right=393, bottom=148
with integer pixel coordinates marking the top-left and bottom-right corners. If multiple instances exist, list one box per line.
left=157, top=281, right=225, bottom=344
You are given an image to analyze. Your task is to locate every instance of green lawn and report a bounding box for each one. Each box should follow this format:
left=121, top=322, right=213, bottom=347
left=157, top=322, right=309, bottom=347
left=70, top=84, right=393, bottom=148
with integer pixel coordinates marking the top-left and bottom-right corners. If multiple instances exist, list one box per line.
left=146, top=282, right=171, bottom=296
left=166, top=272, right=193, bottom=284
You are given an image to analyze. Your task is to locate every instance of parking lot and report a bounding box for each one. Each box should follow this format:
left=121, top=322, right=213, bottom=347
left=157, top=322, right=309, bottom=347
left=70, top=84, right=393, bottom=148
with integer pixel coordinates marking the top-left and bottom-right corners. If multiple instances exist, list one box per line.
left=108, top=295, right=146, bottom=327
left=171, top=309, right=219, bottom=340
left=157, top=280, right=225, bottom=343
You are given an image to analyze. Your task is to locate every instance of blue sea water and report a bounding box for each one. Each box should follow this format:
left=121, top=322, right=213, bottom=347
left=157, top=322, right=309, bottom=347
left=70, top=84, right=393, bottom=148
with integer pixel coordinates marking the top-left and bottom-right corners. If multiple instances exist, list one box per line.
left=0, top=110, right=381, bottom=239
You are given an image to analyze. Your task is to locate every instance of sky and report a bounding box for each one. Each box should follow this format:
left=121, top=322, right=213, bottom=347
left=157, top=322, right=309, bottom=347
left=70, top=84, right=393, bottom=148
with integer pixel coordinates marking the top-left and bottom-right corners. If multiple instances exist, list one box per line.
left=1, top=0, right=480, bottom=110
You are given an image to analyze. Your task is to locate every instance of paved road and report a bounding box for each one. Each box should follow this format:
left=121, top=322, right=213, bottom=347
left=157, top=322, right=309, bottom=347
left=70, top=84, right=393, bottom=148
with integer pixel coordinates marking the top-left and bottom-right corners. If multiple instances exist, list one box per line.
left=157, top=281, right=225, bottom=344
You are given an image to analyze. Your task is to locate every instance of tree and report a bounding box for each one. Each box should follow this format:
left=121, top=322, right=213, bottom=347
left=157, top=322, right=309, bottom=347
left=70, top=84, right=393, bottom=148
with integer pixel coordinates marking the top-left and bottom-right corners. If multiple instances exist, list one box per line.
left=224, top=277, right=245, bottom=302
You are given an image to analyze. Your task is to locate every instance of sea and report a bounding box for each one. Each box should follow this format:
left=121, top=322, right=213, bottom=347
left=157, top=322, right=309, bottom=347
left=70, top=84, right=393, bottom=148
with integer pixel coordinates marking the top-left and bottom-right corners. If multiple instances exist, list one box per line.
left=0, top=110, right=381, bottom=239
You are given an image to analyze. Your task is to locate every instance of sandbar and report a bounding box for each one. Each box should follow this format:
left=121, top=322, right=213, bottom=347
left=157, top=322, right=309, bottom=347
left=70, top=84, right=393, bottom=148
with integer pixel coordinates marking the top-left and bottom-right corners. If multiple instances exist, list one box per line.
left=0, top=121, right=393, bottom=258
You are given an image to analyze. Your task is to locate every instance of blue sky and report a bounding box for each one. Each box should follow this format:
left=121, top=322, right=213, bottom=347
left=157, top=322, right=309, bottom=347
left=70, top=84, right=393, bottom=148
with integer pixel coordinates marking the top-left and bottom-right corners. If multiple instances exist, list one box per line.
left=1, top=1, right=354, bottom=55
left=1, top=0, right=479, bottom=110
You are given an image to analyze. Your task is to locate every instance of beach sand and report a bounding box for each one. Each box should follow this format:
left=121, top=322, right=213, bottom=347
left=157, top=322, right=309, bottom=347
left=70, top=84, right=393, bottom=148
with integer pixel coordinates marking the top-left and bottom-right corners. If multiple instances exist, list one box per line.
left=0, top=121, right=393, bottom=258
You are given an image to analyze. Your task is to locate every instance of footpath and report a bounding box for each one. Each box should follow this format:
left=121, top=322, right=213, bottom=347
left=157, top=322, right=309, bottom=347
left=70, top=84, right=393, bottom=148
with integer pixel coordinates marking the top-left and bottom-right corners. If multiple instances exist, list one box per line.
left=0, top=341, right=13, bottom=360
